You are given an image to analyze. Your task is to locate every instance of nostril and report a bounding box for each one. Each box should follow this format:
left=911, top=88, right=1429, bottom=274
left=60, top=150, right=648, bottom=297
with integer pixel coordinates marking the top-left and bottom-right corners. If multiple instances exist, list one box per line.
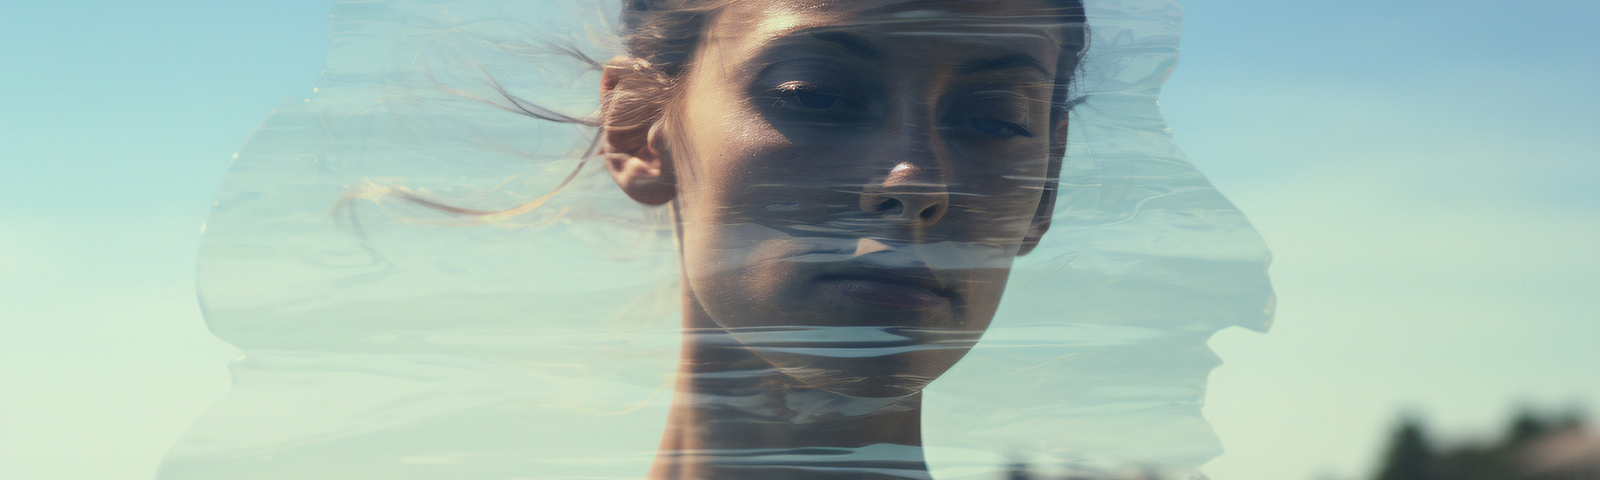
left=876, top=197, right=903, bottom=214
left=918, top=204, right=947, bottom=224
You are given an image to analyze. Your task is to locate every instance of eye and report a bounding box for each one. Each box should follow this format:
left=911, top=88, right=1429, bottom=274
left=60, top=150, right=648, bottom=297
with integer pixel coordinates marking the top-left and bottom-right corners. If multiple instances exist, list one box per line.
left=966, top=117, right=1034, bottom=139
left=769, top=82, right=862, bottom=112
left=946, top=92, right=1037, bottom=140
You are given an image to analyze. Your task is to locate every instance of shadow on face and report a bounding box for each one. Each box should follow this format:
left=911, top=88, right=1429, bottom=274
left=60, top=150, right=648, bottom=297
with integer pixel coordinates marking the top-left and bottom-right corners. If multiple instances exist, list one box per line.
left=606, top=0, right=1081, bottom=397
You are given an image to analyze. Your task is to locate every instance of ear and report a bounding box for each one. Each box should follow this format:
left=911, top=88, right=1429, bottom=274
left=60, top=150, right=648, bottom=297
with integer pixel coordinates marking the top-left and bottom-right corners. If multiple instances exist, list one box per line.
left=602, top=122, right=676, bottom=206
left=600, top=59, right=676, bottom=206
left=1018, top=112, right=1069, bottom=256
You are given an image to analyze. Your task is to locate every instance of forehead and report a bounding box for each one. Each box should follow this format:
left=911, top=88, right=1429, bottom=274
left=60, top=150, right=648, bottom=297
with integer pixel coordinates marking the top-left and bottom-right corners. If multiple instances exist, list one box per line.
left=709, top=0, right=1069, bottom=60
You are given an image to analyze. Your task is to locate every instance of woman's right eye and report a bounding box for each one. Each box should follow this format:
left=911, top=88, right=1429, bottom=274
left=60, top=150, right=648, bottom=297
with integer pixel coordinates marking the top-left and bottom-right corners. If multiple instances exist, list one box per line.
left=767, top=82, right=863, bottom=113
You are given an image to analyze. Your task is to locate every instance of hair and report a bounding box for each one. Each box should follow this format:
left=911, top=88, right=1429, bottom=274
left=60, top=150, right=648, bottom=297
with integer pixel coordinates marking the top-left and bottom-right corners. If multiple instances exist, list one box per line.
left=342, top=0, right=1090, bottom=225
left=604, top=0, right=1090, bottom=145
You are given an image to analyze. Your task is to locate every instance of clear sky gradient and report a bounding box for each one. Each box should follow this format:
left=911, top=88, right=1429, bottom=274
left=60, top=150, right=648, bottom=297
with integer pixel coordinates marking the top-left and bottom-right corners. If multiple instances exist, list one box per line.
left=2, top=1, right=1596, bottom=479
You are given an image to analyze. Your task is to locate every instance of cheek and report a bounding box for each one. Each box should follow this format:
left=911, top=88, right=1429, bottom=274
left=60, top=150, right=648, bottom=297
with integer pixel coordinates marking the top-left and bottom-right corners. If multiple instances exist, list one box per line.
left=670, top=100, right=794, bottom=213
left=676, top=225, right=768, bottom=329
left=675, top=134, right=865, bottom=240
left=947, top=194, right=1042, bottom=243
left=679, top=228, right=846, bottom=329
left=941, top=174, right=1050, bottom=247
left=952, top=263, right=1014, bottom=326
left=669, top=106, right=821, bottom=327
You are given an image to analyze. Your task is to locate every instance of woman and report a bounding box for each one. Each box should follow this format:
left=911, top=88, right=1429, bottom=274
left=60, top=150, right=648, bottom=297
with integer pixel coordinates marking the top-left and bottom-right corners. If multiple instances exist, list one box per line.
left=161, top=0, right=1271, bottom=478
left=594, top=1, right=1086, bottom=478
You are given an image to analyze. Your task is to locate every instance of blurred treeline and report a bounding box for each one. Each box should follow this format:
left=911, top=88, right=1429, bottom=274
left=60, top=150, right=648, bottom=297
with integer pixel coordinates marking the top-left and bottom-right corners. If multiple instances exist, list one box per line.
left=996, top=410, right=1597, bottom=480
left=1371, top=410, right=1596, bottom=480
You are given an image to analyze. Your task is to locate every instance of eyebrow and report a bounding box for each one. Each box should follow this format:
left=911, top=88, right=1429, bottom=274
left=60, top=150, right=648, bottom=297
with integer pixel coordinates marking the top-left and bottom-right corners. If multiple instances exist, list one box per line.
left=769, top=27, right=885, bottom=60
left=958, top=53, right=1051, bottom=77
left=811, top=31, right=886, bottom=59
left=763, top=26, right=1051, bottom=76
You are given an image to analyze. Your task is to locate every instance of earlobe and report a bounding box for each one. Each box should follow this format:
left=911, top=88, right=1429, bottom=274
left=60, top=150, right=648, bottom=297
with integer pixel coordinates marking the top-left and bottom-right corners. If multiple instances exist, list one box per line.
left=603, top=121, right=676, bottom=206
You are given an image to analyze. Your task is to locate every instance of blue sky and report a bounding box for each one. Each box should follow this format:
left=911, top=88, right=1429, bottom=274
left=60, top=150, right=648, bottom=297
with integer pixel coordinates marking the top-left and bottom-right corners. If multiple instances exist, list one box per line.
left=0, top=2, right=329, bottom=477
left=1, top=1, right=1596, bottom=479
left=1165, top=1, right=1600, bottom=479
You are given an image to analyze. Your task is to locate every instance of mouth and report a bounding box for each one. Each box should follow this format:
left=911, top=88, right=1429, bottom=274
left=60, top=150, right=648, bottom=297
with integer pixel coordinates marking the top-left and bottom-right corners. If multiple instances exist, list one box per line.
left=815, top=267, right=955, bottom=310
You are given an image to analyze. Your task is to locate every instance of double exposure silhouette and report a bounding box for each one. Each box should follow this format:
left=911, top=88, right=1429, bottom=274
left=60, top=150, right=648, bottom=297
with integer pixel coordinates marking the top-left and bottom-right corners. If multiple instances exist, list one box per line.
left=157, top=1, right=1273, bottom=479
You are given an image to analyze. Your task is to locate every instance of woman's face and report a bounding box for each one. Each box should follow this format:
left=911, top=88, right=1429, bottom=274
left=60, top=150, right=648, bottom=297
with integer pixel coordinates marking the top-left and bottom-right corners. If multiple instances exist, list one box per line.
left=628, top=0, right=1072, bottom=395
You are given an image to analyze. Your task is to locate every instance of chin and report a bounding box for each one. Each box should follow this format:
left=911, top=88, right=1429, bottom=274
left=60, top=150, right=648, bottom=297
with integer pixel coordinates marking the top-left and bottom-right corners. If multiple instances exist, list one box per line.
left=759, top=347, right=974, bottom=398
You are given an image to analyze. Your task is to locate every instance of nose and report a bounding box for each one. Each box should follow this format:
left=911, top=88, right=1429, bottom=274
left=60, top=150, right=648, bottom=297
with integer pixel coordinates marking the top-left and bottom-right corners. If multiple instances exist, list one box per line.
left=859, top=162, right=950, bottom=228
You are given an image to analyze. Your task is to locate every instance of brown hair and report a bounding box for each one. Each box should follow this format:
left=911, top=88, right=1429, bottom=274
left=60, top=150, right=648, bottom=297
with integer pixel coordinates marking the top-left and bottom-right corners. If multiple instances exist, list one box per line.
left=604, top=0, right=1090, bottom=148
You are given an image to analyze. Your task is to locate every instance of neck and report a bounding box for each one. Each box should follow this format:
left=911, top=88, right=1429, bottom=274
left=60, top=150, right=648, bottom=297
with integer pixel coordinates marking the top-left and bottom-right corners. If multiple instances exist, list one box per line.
left=648, top=287, right=933, bottom=480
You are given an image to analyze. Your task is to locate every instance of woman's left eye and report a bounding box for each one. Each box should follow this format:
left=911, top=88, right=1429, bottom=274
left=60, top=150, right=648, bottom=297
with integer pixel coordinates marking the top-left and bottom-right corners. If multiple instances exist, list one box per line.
left=965, top=117, right=1034, bottom=139
left=777, top=89, right=840, bottom=109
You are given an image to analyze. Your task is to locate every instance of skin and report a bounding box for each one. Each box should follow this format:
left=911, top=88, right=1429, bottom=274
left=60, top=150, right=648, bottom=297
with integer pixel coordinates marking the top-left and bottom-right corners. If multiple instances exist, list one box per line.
left=600, top=1, right=1074, bottom=478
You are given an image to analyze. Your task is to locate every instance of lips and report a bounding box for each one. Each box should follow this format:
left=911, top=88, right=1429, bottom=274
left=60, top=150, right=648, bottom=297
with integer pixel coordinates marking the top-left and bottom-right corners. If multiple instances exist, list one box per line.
left=817, top=268, right=954, bottom=310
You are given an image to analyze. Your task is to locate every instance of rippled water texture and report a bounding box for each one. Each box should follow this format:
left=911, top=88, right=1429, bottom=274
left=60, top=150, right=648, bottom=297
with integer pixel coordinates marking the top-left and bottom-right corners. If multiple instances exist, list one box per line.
left=158, top=1, right=1273, bottom=478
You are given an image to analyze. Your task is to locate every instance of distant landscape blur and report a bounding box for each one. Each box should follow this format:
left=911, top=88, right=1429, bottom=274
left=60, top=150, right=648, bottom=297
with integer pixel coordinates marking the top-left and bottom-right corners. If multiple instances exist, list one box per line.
left=1366, top=410, right=1597, bottom=480
left=998, top=410, right=1598, bottom=480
